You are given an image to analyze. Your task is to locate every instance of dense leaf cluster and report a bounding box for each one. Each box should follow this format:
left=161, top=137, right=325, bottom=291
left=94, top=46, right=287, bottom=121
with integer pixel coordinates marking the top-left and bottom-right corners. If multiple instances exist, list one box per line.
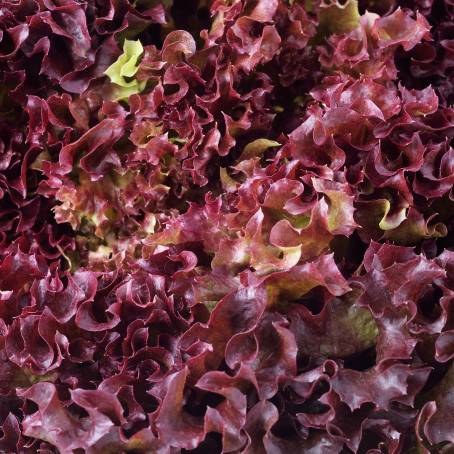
left=0, top=0, right=453, bottom=452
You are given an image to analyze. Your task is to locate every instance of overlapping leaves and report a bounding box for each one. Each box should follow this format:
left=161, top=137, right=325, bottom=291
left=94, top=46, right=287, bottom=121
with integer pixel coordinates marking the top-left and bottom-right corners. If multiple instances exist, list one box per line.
left=0, top=0, right=453, bottom=453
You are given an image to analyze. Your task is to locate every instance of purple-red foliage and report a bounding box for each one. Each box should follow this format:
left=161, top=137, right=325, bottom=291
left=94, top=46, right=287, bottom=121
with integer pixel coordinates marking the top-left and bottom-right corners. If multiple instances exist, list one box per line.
left=0, top=0, right=453, bottom=452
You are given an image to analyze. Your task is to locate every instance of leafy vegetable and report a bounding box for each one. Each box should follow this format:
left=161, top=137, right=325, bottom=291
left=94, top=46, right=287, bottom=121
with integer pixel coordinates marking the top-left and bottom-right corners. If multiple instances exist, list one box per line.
left=0, top=0, right=453, bottom=452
